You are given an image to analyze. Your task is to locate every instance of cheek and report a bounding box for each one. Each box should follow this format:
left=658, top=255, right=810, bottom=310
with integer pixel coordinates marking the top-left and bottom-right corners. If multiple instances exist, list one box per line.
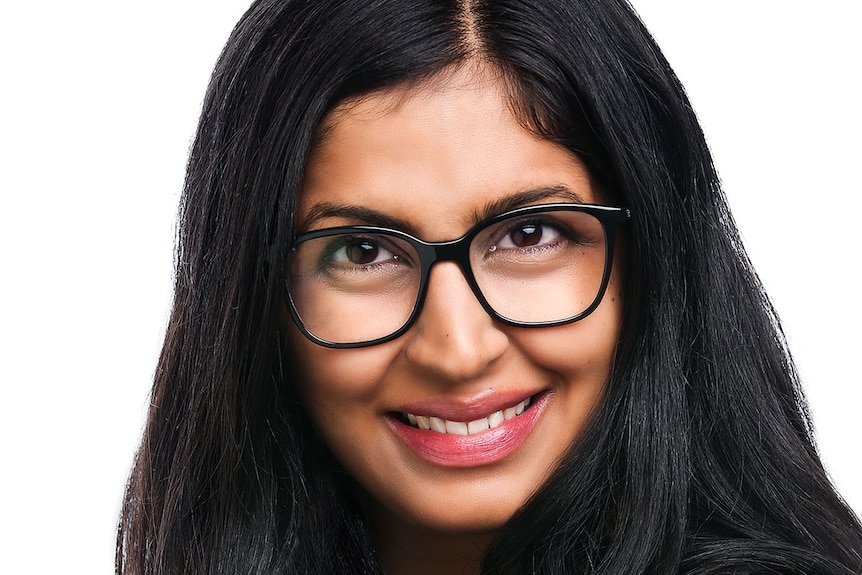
left=288, top=325, right=399, bottom=411
left=510, top=281, right=624, bottom=378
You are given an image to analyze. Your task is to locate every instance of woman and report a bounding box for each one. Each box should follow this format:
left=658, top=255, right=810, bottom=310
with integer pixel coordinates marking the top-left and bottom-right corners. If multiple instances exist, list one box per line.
left=117, top=0, right=862, bottom=573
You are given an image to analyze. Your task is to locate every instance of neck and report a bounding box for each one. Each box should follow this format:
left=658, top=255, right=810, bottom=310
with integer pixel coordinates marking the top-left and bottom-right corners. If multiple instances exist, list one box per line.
left=368, top=508, right=496, bottom=575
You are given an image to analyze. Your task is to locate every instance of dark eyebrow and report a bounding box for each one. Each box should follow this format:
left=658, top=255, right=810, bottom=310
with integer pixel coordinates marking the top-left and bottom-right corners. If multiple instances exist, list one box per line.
left=472, top=186, right=586, bottom=223
left=298, top=186, right=586, bottom=235
left=298, top=203, right=419, bottom=235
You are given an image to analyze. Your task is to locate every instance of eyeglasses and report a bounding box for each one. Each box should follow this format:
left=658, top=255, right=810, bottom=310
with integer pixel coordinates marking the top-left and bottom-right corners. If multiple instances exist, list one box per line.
left=285, top=203, right=630, bottom=348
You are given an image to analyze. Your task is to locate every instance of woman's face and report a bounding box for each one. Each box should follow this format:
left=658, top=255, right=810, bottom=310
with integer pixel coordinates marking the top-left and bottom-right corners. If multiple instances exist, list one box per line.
left=288, top=66, right=624, bottom=538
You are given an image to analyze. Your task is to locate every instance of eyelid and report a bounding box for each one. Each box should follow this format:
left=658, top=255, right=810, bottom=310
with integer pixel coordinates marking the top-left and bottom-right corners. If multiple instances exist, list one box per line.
left=321, top=232, right=417, bottom=266
left=478, top=214, right=559, bottom=247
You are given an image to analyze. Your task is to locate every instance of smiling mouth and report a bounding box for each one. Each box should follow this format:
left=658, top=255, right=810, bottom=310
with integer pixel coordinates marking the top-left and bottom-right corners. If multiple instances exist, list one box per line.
left=400, top=396, right=533, bottom=436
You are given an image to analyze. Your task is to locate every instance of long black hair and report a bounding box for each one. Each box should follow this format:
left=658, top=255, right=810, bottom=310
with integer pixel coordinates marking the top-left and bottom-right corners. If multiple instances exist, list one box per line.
left=117, top=1, right=862, bottom=573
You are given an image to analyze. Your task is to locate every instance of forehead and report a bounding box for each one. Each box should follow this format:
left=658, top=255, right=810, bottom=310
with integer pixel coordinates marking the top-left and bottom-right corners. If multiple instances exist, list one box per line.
left=299, top=65, right=598, bottom=240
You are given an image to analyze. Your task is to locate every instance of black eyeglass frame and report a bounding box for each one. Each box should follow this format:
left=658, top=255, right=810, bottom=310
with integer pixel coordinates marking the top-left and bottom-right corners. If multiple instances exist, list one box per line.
left=285, top=203, right=631, bottom=348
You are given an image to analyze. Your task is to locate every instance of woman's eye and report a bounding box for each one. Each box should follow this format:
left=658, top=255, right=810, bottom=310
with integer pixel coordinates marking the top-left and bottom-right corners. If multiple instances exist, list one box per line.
left=497, top=222, right=562, bottom=249
left=324, top=236, right=400, bottom=268
left=343, top=240, right=383, bottom=265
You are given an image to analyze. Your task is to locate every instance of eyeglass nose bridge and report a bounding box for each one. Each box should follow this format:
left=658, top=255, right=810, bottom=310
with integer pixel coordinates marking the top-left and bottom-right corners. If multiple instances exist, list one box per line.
left=410, top=233, right=498, bottom=323
left=415, top=233, right=473, bottom=269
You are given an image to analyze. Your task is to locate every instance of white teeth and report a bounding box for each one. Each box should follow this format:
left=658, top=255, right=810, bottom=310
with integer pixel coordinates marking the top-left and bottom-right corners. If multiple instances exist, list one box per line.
left=403, top=397, right=533, bottom=435
left=467, top=418, right=490, bottom=434
left=488, top=410, right=504, bottom=429
left=445, top=420, right=469, bottom=435
left=429, top=416, right=447, bottom=433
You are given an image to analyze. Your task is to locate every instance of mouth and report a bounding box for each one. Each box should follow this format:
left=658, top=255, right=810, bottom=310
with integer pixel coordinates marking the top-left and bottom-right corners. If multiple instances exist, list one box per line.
left=388, top=391, right=547, bottom=468
left=399, top=395, right=534, bottom=436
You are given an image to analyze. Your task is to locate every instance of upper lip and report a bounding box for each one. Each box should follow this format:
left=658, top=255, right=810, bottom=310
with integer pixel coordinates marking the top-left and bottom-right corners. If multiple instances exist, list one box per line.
left=395, top=388, right=543, bottom=422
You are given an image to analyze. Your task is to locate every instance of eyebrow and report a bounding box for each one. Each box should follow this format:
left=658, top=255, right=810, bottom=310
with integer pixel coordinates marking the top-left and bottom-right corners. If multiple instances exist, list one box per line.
left=298, top=186, right=587, bottom=235
left=472, top=186, right=586, bottom=223
left=298, top=203, right=418, bottom=235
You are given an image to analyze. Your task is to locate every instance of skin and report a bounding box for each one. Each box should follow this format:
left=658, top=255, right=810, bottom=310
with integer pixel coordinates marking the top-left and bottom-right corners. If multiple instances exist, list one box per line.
left=287, top=64, right=625, bottom=575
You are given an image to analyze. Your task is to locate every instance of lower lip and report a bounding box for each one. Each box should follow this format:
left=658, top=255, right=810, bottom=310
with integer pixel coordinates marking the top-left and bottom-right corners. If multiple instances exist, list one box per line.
left=387, top=393, right=548, bottom=468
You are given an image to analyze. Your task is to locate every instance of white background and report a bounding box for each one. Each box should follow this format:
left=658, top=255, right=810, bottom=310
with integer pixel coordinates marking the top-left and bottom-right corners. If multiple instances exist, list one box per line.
left=0, top=2, right=858, bottom=573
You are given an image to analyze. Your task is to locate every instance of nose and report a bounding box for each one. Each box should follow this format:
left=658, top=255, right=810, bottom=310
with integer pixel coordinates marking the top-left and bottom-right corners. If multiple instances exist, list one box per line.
left=403, top=262, right=508, bottom=381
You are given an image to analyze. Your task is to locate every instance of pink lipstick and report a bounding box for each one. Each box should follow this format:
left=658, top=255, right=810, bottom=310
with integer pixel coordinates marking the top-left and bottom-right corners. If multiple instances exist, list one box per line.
left=387, top=391, right=548, bottom=467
